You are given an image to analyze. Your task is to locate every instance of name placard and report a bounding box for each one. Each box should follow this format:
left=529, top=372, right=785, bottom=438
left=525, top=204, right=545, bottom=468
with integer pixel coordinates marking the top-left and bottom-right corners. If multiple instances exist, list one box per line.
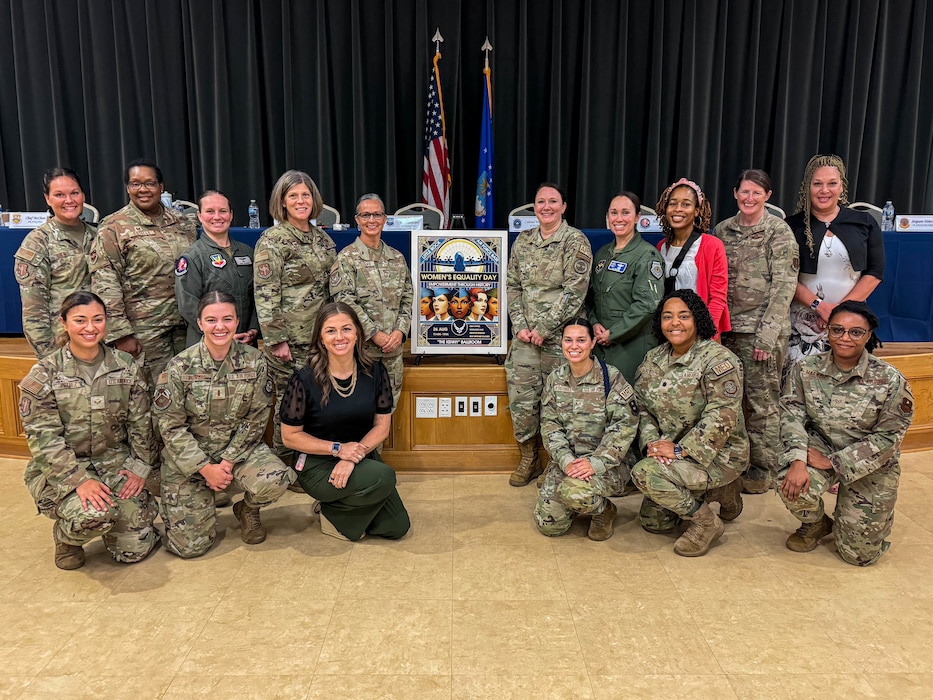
left=4, top=212, right=50, bottom=229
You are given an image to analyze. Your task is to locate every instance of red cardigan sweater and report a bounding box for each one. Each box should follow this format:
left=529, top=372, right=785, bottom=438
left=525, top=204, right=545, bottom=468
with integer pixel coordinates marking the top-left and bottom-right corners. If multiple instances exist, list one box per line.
left=658, top=233, right=731, bottom=336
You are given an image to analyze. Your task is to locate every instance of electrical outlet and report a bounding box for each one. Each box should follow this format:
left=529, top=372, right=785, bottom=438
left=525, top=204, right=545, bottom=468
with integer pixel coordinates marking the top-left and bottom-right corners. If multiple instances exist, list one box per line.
left=470, top=396, right=482, bottom=416
left=484, top=395, right=497, bottom=416
left=415, top=396, right=438, bottom=418
left=455, top=396, right=467, bottom=416
left=438, top=397, right=452, bottom=418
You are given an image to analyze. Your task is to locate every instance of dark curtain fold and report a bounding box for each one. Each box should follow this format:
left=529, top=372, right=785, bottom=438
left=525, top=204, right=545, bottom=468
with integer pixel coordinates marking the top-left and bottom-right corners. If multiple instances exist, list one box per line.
left=0, top=0, right=931, bottom=229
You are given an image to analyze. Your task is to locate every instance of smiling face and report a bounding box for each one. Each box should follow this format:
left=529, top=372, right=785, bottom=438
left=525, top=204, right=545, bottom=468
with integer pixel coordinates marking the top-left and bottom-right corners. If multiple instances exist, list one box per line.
left=827, top=311, right=872, bottom=367
left=561, top=323, right=596, bottom=368
left=45, top=176, right=85, bottom=226
left=355, top=199, right=387, bottom=244
left=665, top=186, right=698, bottom=237
left=197, top=302, right=238, bottom=355
left=534, top=186, right=567, bottom=234
left=126, top=165, right=164, bottom=217
left=320, top=312, right=358, bottom=359
left=809, top=166, right=844, bottom=218
left=60, top=301, right=107, bottom=355
left=660, top=296, right=698, bottom=355
left=734, top=179, right=770, bottom=221
left=607, top=195, right=637, bottom=243
left=197, top=193, right=233, bottom=238
left=284, top=183, right=314, bottom=227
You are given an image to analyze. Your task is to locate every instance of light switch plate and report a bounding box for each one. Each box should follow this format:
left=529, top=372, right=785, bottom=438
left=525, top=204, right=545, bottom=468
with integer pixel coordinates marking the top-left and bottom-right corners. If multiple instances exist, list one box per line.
left=455, top=396, right=468, bottom=416
left=470, top=396, right=482, bottom=417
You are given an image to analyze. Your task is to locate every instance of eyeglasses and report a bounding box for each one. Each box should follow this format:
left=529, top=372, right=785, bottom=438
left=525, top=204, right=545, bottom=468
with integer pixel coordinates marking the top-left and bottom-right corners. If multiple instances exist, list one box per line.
left=127, top=181, right=160, bottom=191
left=356, top=212, right=386, bottom=220
left=827, top=325, right=869, bottom=340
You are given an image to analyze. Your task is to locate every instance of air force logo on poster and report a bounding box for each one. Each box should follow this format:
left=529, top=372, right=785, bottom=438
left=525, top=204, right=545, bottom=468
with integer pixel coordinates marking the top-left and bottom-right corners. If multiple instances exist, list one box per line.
left=411, top=230, right=508, bottom=355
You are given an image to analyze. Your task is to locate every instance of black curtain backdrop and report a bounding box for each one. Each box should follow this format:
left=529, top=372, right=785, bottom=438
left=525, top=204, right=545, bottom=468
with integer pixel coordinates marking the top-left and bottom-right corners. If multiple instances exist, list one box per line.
left=1, top=0, right=931, bottom=229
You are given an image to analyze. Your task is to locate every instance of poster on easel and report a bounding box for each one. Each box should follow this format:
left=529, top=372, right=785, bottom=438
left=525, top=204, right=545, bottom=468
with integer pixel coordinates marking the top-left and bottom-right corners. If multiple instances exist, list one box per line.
left=411, top=230, right=508, bottom=355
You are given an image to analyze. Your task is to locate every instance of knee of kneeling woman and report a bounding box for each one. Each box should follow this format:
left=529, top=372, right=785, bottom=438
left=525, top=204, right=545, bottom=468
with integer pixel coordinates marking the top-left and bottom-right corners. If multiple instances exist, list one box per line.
left=630, top=458, right=653, bottom=490
left=836, top=537, right=889, bottom=567
left=381, top=510, right=411, bottom=540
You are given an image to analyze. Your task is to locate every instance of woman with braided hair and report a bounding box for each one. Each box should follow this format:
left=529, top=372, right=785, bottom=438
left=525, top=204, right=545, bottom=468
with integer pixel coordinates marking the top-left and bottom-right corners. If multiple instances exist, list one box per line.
left=655, top=178, right=730, bottom=338
left=784, top=155, right=884, bottom=374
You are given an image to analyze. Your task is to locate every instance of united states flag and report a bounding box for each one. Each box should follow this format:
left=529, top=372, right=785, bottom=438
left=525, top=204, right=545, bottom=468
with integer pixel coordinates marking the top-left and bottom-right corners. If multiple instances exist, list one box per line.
left=422, top=53, right=450, bottom=227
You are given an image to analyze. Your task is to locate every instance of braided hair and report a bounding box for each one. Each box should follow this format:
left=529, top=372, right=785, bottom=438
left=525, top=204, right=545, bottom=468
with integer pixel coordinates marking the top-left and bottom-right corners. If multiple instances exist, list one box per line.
left=793, top=154, right=850, bottom=257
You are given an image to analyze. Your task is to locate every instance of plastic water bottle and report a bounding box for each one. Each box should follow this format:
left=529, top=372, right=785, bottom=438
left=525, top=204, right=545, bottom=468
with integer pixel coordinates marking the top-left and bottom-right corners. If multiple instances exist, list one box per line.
left=248, top=199, right=260, bottom=229
left=881, top=201, right=895, bottom=231
left=0, top=203, right=5, bottom=227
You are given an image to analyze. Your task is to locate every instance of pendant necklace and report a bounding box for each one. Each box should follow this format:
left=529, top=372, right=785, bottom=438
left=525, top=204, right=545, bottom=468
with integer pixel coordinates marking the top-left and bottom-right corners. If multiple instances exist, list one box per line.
left=824, top=226, right=835, bottom=258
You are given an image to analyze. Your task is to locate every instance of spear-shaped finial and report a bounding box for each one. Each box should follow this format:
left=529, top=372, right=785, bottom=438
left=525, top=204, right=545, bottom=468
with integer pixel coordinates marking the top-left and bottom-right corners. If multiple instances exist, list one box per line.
left=432, top=28, right=444, bottom=55
left=481, top=36, right=493, bottom=70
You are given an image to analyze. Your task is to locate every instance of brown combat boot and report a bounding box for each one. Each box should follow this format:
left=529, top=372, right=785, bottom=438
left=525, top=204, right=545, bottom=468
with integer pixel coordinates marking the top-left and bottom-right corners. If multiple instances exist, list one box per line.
left=707, top=478, right=743, bottom=521
left=54, top=542, right=85, bottom=570
left=214, top=490, right=232, bottom=508
left=588, top=500, right=617, bottom=541
left=233, top=500, right=267, bottom=545
left=786, top=514, right=834, bottom=553
left=509, top=438, right=542, bottom=487
left=742, top=476, right=770, bottom=494
left=673, top=502, right=725, bottom=557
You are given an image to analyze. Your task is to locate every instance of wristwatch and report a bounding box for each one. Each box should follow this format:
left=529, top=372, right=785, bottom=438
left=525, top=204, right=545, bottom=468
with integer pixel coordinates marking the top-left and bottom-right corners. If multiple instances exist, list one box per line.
left=331, top=442, right=341, bottom=457
left=673, top=444, right=684, bottom=459
left=810, top=298, right=822, bottom=310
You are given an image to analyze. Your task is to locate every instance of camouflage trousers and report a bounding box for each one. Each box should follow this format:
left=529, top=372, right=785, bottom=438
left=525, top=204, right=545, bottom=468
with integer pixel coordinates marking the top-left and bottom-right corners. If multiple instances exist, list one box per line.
left=161, top=443, right=293, bottom=558
left=723, top=332, right=787, bottom=483
left=505, top=339, right=564, bottom=443
left=263, top=342, right=313, bottom=468
left=534, top=464, right=627, bottom=536
left=777, top=460, right=900, bottom=566
left=631, top=455, right=733, bottom=517
left=137, top=324, right=188, bottom=385
left=367, top=344, right=403, bottom=412
left=42, top=469, right=158, bottom=563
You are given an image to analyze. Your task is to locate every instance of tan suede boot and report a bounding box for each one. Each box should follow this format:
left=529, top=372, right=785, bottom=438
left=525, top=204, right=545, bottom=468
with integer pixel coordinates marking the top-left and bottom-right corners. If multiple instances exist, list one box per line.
left=509, top=438, right=542, bottom=487
left=706, top=478, right=743, bottom=521
left=54, top=542, right=85, bottom=570
left=587, top=500, right=617, bottom=541
left=214, top=490, right=232, bottom=508
left=786, top=514, right=834, bottom=552
left=673, top=502, right=724, bottom=557
left=233, top=500, right=267, bottom=544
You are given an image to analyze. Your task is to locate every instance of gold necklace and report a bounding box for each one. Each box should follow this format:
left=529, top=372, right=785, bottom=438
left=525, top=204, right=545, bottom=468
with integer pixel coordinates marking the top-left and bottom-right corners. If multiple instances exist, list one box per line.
left=329, top=362, right=358, bottom=398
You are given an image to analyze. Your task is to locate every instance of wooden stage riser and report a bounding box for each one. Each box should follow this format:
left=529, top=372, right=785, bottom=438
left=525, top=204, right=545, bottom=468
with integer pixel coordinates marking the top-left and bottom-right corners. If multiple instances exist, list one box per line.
left=1, top=349, right=931, bottom=466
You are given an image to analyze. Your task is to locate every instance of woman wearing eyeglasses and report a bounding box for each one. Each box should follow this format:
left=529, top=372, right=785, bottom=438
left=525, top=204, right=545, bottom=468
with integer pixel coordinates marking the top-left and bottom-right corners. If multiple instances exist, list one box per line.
left=778, top=301, right=913, bottom=566
left=254, top=170, right=337, bottom=468
left=329, top=193, right=413, bottom=407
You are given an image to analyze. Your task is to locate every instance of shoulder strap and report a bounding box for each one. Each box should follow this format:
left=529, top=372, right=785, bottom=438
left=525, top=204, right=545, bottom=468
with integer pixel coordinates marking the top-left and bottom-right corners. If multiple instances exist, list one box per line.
left=667, top=230, right=703, bottom=278
left=597, top=357, right=611, bottom=398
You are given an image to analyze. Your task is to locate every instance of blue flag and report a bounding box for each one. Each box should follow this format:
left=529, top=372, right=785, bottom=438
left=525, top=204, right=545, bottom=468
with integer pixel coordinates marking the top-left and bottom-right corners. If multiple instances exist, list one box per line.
left=475, top=66, right=494, bottom=228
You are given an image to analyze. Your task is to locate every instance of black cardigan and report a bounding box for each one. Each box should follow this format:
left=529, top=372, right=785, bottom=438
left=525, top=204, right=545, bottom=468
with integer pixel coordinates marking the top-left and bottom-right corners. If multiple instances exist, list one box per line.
left=786, top=207, right=885, bottom=279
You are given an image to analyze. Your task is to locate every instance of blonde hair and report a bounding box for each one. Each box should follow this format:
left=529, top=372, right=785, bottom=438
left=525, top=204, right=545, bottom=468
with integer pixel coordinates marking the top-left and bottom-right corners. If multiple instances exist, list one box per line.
left=793, top=154, right=850, bottom=257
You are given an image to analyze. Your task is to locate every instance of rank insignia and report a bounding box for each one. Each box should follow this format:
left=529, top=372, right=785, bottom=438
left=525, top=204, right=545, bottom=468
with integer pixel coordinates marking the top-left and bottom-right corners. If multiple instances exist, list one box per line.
left=210, top=254, right=227, bottom=268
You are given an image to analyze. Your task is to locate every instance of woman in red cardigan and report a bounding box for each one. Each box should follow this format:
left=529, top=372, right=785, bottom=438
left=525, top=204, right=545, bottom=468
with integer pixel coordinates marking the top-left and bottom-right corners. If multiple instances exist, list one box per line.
left=655, top=178, right=730, bottom=337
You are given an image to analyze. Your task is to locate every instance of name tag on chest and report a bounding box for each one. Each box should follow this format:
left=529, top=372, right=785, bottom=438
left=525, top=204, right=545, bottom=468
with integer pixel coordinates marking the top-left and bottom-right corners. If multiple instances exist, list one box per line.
left=234, top=256, right=252, bottom=266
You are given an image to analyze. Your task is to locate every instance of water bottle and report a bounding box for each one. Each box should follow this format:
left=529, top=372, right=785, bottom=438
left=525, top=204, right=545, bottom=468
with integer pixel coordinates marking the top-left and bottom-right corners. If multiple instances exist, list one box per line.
left=248, top=199, right=260, bottom=229
left=0, top=203, right=5, bottom=227
left=881, top=201, right=895, bottom=231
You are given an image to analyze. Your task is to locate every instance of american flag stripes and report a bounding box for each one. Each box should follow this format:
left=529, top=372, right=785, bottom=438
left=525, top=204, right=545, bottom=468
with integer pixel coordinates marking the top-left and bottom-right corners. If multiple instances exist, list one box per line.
left=422, top=52, right=451, bottom=227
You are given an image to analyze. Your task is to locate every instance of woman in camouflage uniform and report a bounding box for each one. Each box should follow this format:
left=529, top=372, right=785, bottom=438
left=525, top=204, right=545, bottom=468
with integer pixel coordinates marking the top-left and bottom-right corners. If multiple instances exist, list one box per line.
left=156, top=292, right=292, bottom=558
left=19, top=291, right=158, bottom=570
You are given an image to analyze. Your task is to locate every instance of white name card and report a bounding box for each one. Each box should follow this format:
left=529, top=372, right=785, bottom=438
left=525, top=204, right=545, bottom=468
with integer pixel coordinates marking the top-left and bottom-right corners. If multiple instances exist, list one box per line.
left=637, top=215, right=663, bottom=233
left=384, top=215, right=424, bottom=231
left=895, top=215, right=933, bottom=232
left=509, top=215, right=538, bottom=232
left=5, top=212, right=49, bottom=229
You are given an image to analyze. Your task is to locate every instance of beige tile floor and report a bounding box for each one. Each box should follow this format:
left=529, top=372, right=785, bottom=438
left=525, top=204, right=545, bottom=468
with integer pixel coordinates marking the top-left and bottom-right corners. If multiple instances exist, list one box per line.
left=2, top=452, right=933, bottom=699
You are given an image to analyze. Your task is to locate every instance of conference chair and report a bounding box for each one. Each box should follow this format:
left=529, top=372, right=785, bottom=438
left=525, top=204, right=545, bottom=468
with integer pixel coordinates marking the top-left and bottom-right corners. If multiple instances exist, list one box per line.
left=640, top=205, right=656, bottom=216
left=173, top=199, right=199, bottom=215
left=395, top=203, right=444, bottom=230
left=508, top=203, right=535, bottom=219
left=316, top=204, right=341, bottom=227
left=80, top=203, right=100, bottom=224
left=765, top=202, right=786, bottom=219
left=850, top=201, right=883, bottom=227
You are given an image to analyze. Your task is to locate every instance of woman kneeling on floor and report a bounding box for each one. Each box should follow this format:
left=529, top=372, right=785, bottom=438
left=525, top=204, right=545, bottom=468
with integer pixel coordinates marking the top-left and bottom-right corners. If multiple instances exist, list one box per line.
left=778, top=301, right=913, bottom=566
left=631, top=290, right=749, bottom=557
left=20, top=291, right=159, bottom=570
left=534, top=317, right=638, bottom=541
left=156, top=291, right=293, bottom=557
left=280, top=302, right=410, bottom=541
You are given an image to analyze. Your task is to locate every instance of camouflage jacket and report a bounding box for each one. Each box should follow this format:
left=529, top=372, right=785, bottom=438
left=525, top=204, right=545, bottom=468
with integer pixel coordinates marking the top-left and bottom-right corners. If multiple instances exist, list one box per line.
left=507, top=221, right=592, bottom=342
left=329, top=237, right=413, bottom=356
left=19, top=345, right=154, bottom=503
left=780, top=350, right=914, bottom=483
left=712, top=212, right=798, bottom=349
left=253, top=221, right=336, bottom=346
left=89, top=202, right=197, bottom=342
left=541, top=361, right=638, bottom=475
left=155, top=340, right=274, bottom=478
left=14, top=219, right=96, bottom=358
left=635, top=339, right=749, bottom=477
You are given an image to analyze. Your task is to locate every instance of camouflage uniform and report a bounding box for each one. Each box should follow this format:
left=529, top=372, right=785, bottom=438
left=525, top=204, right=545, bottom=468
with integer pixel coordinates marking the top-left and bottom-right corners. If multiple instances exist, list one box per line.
left=505, top=221, right=592, bottom=442
left=154, top=341, right=293, bottom=558
left=588, top=235, right=665, bottom=384
left=254, top=221, right=336, bottom=465
left=329, top=236, right=413, bottom=407
left=632, top=339, right=749, bottom=524
left=777, top=350, right=913, bottom=566
left=713, top=212, right=798, bottom=486
left=19, top=346, right=158, bottom=562
left=89, top=202, right=197, bottom=380
left=534, top=361, right=638, bottom=535
left=14, top=219, right=96, bottom=358
left=175, top=234, right=260, bottom=347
